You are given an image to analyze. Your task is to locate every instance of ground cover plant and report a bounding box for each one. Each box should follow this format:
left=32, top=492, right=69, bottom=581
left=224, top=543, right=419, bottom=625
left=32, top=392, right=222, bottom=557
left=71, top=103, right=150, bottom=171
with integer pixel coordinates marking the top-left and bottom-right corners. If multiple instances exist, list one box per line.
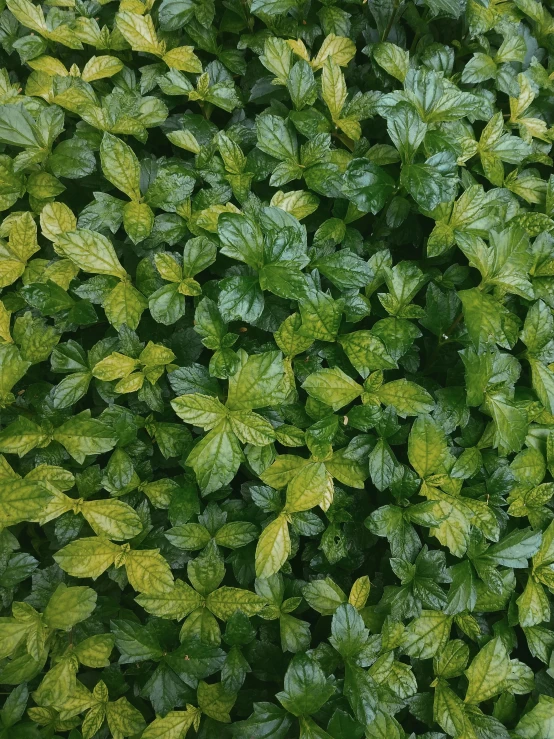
left=1, top=0, right=554, bottom=736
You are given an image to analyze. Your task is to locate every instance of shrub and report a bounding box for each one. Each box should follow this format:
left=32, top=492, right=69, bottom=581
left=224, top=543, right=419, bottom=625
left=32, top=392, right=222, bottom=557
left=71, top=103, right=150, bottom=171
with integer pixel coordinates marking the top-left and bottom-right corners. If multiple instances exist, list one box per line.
left=1, top=0, right=554, bottom=736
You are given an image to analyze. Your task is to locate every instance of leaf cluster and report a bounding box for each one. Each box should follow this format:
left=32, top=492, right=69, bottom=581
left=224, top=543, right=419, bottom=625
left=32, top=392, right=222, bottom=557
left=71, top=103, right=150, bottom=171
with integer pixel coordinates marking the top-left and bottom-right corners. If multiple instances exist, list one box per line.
left=1, top=0, right=554, bottom=736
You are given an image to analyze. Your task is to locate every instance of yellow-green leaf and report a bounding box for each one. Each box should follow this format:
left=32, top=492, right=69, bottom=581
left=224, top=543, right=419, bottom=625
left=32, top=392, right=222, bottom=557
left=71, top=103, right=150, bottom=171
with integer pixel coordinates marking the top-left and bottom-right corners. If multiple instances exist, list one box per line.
left=81, top=55, right=124, bottom=82
left=321, top=57, right=346, bottom=119
left=54, top=537, right=120, bottom=579
left=255, top=514, right=290, bottom=578
left=100, top=133, right=141, bottom=201
left=54, top=229, right=127, bottom=279
left=464, top=637, right=510, bottom=704
left=0, top=479, right=52, bottom=526
left=103, top=280, right=147, bottom=330
left=124, top=549, right=174, bottom=594
left=83, top=499, right=143, bottom=540
left=285, top=461, right=333, bottom=513
left=116, top=11, right=163, bottom=55
left=206, top=587, right=266, bottom=619
left=162, top=46, right=202, bottom=72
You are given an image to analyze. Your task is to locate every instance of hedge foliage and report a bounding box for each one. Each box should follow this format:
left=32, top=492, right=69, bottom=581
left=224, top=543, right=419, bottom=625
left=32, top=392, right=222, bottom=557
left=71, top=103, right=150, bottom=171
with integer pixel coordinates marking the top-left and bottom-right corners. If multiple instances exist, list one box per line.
left=1, top=0, right=554, bottom=736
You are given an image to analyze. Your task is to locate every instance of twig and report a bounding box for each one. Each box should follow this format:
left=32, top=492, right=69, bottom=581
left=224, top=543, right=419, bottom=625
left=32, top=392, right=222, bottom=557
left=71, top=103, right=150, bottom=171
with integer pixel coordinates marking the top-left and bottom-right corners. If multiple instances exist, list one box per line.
left=423, top=311, right=464, bottom=373
left=381, top=0, right=401, bottom=42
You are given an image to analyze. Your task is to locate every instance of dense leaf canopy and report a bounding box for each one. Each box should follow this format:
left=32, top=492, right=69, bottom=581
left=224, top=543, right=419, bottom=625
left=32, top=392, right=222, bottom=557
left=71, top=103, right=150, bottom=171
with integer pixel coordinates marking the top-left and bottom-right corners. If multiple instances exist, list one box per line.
left=1, top=0, right=554, bottom=736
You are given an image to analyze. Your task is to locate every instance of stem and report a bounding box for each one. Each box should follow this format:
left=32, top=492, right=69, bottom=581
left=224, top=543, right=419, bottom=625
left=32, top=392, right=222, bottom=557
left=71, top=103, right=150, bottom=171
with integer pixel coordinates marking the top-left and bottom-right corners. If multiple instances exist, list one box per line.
left=198, top=101, right=213, bottom=121
left=444, top=311, right=463, bottom=338
left=423, top=311, right=464, bottom=373
left=333, top=131, right=356, bottom=152
left=410, top=28, right=422, bottom=54
left=406, top=5, right=430, bottom=52
left=381, top=13, right=396, bottom=42
left=381, top=0, right=401, bottom=41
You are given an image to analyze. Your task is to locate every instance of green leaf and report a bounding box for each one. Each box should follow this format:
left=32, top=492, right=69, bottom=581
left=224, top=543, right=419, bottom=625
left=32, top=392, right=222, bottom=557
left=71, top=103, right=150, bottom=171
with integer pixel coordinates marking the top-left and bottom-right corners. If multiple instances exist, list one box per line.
left=33, top=657, right=77, bottom=707
left=0, top=104, right=41, bottom=148
left=111, top=619, right=164, bottom=663
left=125, top=549, right=175, bottom=594
left=207, top=587, right=266, bottom=619
left=0, top=478, right=52, bottom=526
left=166, top=523, right=211, bottom=552
left=517, top=576, right=550, bottom=627
left=149, top=283, right=186, bottom=325
left=171, top=393, right=228, bottom=429
left=338, top=331, right=396, bottom=376
left=378, top=379, right=434, bottom=417
left=255, top=515, right=291, bottom=578
left=218, top=213, right=265, bottom=268
left=408, top=414, right=448, bottom=479
left=276, top=653, right=335, bottom=717
left=0, top=3, right=550, bottom=733
left=49, top=138, right=96, bottom=179
left=256, top=114, right=298, bottom=162
left=329, top=603, right=369, bottom=658
left=136, top=580, right=203, bottom=620
left=321, top=57, right=347, bottom=120
left=298, top=290, right=343, bottom=342
left=73, top=634, right=114, bottom=668
left=186, top=419, right=242, bottom=494
left=218, top=275, right=265, bottom=323
left=227, top=351, right=286, bottom=411
left=368, top=439, right=396, bottom=492
left=0, top=344, right=30, bottom=403
left=401, top=161, right=455, bottom=211
left=312, top=250, right=371, bottom=291
left=302, top=367, right=362, bottom=411
left=287, top=60, right=317, bottom=110
left=285, top=461, right=333, bottom=513
left=516, top=695, right=554, bottom=738
left=373, top=43, right=410, bottom=82
left=402, top=610, right=452, bottom=659
left=342, top=159, right=395, bottom=215
left=55, top=229, right=127, bottom=279
left=464, top=637, right=510, bottom=703
left=43, top=584, right=97, bottom=630
left=54, top=537, right=120, bottom=579
left=302, top=578, right=346, bottom=615
left=51, top=371, right=92, bottom=409
left=251, top=0, right=297, bottom=15
left=198, top=680, right=236, bottom=722
left=487, top=390, right=527, bottom=454
left=228, top=411, right=275, bottom=446
left=233, top=702, right=293, bottom=739
left=142, top=710, right=198, bottom=739
left=106, top=696, right=146, bottom=738
left=103, top=280, right=148, bottom=330
left=53, top=413, right=117, bottom=464
left=123, top=201, right=154, bottom=244
left=83, top=499, right=143, bottom=540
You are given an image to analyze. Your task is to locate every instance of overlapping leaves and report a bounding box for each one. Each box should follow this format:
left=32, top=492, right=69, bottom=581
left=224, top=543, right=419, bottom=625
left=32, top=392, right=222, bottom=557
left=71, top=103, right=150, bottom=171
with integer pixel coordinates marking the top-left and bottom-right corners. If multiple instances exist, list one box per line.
left=1, top=0, right=554, bottom=736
